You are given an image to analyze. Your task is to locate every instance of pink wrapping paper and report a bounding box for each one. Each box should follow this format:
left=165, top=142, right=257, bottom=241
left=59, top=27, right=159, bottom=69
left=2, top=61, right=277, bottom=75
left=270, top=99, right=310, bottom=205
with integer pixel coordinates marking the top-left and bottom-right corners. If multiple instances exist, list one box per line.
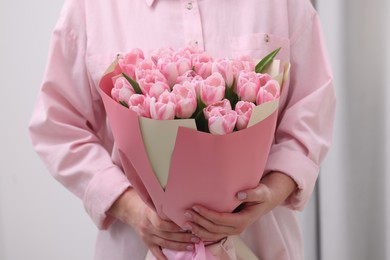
left=99, top=68, right=278, bottom=228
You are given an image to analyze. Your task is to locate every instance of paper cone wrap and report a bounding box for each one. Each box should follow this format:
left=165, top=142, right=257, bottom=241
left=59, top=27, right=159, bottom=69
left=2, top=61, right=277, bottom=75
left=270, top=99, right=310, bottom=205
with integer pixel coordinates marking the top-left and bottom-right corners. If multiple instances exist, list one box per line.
left=99, top=65, right=280, bottom=228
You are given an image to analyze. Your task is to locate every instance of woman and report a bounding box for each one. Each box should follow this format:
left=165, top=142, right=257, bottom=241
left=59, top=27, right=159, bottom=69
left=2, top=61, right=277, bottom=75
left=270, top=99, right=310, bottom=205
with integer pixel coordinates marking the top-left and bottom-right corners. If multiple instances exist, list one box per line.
left=29, top=0, right=336, bottom=259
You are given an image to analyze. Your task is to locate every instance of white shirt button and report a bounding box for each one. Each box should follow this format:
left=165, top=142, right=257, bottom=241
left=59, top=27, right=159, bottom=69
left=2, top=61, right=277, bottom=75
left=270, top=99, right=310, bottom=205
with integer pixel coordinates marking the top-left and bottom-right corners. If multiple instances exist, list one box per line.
left=186, top=2, right=193, bottom=10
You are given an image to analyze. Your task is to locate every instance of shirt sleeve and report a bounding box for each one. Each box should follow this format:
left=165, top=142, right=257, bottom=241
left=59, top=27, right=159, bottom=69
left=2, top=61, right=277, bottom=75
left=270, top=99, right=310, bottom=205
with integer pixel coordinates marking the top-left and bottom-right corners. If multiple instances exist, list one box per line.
left=264, top=8, right=336, bottom=211
left=28, top=0, right=130, bottom=229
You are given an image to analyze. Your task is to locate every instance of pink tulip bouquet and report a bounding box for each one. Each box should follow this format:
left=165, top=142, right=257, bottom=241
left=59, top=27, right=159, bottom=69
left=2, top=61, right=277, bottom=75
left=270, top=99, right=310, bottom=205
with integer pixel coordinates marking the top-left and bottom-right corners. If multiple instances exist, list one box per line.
left=110, top=47, right=282, bottom=135
left=99, top=47, right=289, bottom=259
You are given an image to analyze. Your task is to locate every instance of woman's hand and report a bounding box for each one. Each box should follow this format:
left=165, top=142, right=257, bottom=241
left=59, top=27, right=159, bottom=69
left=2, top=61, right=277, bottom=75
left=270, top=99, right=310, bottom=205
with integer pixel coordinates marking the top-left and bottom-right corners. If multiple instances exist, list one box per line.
left=108, top=188, right=200, bottom=260
left=182, top=172, right=297, bottom=242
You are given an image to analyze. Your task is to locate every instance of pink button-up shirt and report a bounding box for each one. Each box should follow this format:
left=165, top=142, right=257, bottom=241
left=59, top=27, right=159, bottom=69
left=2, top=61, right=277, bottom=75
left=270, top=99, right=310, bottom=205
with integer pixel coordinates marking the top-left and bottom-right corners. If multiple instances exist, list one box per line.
left=29, top=0, right=336, bottom=259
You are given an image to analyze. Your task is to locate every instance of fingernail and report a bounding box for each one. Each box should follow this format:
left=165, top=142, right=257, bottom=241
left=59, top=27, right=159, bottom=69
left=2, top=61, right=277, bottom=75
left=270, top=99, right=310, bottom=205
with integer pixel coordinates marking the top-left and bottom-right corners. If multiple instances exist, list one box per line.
left=191, top=236, right=200, bottom=243
left=186, top=245, right=194, bottom=251
left=192, top=206, right=200, bottom=213
left=184, top=212, right=193, bottom=220
left=237, top=192, right=247, bottom=200
left=183, top=224, right=192, bottom=231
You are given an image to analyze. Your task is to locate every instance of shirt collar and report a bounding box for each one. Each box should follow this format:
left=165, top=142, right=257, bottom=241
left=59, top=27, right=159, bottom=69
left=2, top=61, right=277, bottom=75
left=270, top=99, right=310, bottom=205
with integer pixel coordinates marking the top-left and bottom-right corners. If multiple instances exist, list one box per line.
left=145, top=0, right=155, bottom=7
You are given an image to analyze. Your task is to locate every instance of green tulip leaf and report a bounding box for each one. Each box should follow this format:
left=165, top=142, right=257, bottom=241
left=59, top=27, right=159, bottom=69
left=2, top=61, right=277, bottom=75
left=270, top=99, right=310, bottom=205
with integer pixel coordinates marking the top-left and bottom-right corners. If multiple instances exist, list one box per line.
left=255, top=47, right=281, bottom=73
left=122, top=73, right=143, bottom=95
left=119, top=101, right=129, bottom=108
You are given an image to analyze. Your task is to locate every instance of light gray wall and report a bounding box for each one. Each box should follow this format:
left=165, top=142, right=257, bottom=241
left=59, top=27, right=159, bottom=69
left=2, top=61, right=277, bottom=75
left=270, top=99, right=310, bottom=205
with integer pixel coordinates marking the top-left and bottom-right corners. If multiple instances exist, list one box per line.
left=318, top=0, right=390, bottom=259
left=343, top=1, right=387, bottom=258
left=0, top=1, right=96, bottom=259
left=387, top=5, right=390, bottom=259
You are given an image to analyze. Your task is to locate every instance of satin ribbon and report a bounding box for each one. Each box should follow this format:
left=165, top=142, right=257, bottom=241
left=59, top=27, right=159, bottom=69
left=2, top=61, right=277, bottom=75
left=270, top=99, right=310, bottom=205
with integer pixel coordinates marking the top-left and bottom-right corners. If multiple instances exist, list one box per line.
left=146, top=236, right=258, bottom=260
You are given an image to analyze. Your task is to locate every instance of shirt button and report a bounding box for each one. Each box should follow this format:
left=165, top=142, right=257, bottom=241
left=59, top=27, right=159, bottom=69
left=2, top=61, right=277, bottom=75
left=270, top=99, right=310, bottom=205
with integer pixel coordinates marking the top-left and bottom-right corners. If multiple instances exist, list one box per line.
left=186, top=2, right=193, bottom=10
left=264, top=34, right=270, bottom=43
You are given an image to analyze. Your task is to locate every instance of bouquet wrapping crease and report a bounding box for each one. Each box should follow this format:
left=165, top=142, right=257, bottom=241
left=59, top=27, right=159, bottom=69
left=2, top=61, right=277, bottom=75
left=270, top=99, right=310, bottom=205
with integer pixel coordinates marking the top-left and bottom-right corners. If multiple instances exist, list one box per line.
left=99, top=48, right=290, bottom=260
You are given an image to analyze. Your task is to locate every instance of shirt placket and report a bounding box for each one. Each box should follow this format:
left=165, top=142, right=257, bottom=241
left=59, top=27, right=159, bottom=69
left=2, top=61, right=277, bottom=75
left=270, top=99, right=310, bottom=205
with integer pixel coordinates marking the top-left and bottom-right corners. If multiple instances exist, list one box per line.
left=181, top=0, right=204, bottom=51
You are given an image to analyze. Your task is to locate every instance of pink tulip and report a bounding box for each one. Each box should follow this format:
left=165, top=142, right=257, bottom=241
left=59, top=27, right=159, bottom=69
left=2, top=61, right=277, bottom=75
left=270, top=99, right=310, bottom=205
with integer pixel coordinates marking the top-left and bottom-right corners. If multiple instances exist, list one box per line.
left=128, top=94, right=152, bottom=118
left=200, top=72, right=226, bottom=106
left=192, top=52, right=214, bottom=79
left=258, top=73, right=272, bottom=87
left=157, top=57, right=180, bottom=88
left=153, top=50, right=192, bottom=88
left=256, top=79, right=280, bottom=105
left=173, top=48, right=193, bottom=60
left=111, top=76, right=135, bottom=104
left=172, top=49, right=192, bottom=75
left=203, top=99, right=232, bottom=120
left=118, top=48, right=145, bottom=79
left=208, top=110, right=238, bottom=135
left=178, top=47, right=198, bottom=55
left=175, top=59, right=192, bottom=76
left=137, top=59, right=155, bottom=71
left=158, top=89, right=177, bottom=104
left=236, top=71, right=260, bottom=102
left=232, top=56, right=255, bottom=79
left=137, top=69, right=170, bottom=99
left=150, top=47, right=174, bottom=65
left=150, top=90, right=177, bottom=120
left=176, top=70, right=197, bottom=85
left=150, top=48, right=192, bottom=88
left=190, top=75, right=204, bottom=97
left=135, top=59, right=157, bottom=82
left=148, top=81, right=171, bottom=100
left=212, top=58, right=234, bottom=88
left=235, top=101, right=256, bottom=130
left=172, top=82, right=197, bottom=119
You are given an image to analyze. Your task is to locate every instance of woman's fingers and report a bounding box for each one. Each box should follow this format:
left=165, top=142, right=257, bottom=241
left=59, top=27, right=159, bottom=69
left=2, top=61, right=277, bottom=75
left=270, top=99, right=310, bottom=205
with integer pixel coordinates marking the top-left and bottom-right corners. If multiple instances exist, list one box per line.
left=182, top=206, right=249, bottom=241
left=184, top=221, right=227, bottom=242
left=149, top=215, right=184, bottom=233
left=149, top=245, right=167, bottom=260
left=146, top=211, right=200, bottom=243
left=237, top=183, right=270, bottom=203
left=183, top=191, right=271, bottom=240
left=150, top=235, right=195, bottom=252
left=184, top=208, right=237, bottom=233
left=155, top=230, right=200, bottom=244
left=109, top=189, right=202, bottom=256
left=190, top=205, right=247, bottom=228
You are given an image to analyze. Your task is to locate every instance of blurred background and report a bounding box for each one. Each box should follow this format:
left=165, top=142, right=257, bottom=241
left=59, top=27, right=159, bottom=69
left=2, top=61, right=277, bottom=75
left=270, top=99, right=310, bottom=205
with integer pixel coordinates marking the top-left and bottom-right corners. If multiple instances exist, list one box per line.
left=0, top=0, right=388, bottom=259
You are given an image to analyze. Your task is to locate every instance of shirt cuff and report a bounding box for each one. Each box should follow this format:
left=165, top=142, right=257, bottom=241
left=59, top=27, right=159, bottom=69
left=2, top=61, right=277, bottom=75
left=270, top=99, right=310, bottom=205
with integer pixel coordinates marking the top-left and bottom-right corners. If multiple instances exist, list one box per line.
left=264, top=148, right=319, bottom=211
left=83, top=165, right=131, bottom=229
